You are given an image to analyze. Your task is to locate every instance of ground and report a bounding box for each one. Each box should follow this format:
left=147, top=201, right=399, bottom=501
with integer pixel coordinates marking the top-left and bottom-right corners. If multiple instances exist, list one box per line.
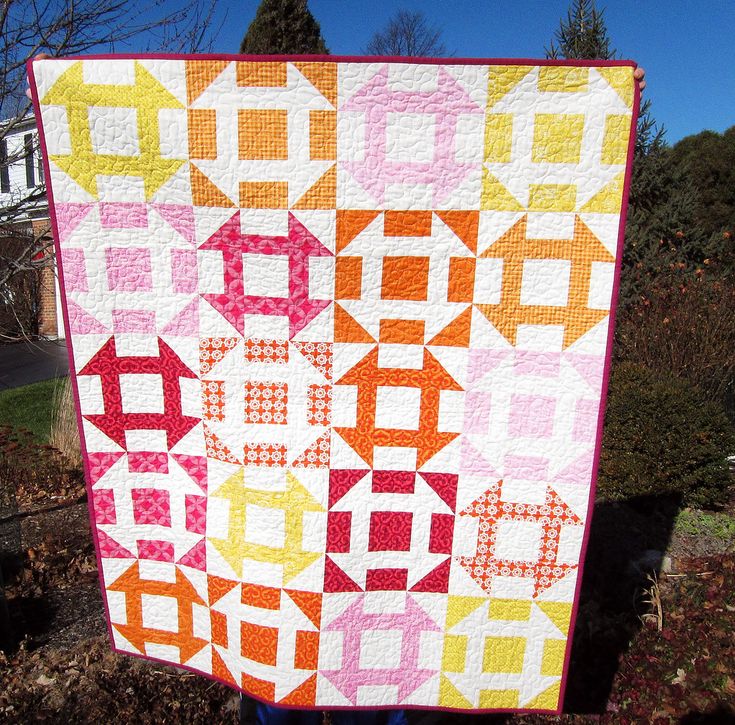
left=0, top=414, right=733, bottom=722
left=0, top=466, right=735, bottom=725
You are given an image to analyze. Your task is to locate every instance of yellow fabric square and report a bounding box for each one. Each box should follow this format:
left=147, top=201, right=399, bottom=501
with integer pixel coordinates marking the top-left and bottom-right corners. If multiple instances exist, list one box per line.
left=538, top=66, right=589, bottom=93
left=483, top=636, right=526, bottom=673
left=485, top=114, right=514, bottom=163
left=541, top=639, right=567, bottom=676
left=532, top=113, right=585, bottom=164
left=488, top=599, right=532, bottom=621
left=601, top=114, right=631, bottom=165
left=528, top=183, right=577, bottom=211
left=442, top=635, right=468, bottom=673
left=479, top=689, right=520, bottom=708
left=238, top=109, right=288, bottom=160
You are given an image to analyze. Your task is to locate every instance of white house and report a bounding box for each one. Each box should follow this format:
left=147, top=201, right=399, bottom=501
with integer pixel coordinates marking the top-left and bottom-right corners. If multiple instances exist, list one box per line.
left=0, top=114, right=64, bottom=339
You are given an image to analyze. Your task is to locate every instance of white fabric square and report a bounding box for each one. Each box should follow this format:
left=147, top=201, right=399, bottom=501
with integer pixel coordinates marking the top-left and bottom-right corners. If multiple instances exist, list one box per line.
left=520, top=259, right=571, bottom=306
left=359, top=630, right=403, bottom=669
left=385, top=112, right=436, bottom=164
left=88, top=106, right=140, bottom=156
left=141, top=594, right=179, bottom=632
left=119, top=373, right=164, bottom=414
left=245, top=504, right=285, bottom=548
left=473, top=258, right=504, bottom=304
left=494, top=519, right=542, bottom=561
left=375, top=385, right=421, bottom=430
left=243, top=253, right=290, bottom=298
left=587, top=261, right=615, bottom=310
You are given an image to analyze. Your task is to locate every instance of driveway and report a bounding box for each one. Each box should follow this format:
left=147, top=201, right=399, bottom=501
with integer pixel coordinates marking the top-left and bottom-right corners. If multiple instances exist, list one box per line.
left=0, top=339, right=69, bottom=390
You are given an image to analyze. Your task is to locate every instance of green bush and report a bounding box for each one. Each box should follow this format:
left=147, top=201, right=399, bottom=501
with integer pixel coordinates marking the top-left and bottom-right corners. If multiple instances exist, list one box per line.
left=597, top=362, right=735, bottom=508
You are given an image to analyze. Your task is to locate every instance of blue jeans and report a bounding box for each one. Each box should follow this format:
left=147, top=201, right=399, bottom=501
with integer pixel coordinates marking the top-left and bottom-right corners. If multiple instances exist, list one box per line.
left=255, top=703, right=409, bottom=725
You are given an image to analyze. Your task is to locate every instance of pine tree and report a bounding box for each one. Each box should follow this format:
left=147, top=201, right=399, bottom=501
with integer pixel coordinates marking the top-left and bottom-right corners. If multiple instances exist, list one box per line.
left=547, top=1, right=705, bottom=312
left=240, top=0, right=329, bottom=55
left=546, top=0, right=614, bottom=60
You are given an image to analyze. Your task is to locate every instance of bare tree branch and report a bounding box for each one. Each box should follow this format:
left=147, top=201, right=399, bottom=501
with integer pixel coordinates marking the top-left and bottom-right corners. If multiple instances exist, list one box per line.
left=0, top=0, right=226, bottom=340
left=364, top=10, right=448, bottom=57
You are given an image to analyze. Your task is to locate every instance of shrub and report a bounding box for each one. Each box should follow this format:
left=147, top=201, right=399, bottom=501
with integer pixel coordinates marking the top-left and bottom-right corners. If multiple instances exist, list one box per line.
left=615, top=267, right=735, bottom=420
left=597, top=362, right=735, bottom=508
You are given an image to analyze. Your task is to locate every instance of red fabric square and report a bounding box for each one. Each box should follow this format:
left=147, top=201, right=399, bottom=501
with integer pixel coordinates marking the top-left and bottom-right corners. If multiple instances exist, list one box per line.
left=366, top=568, right=408, bottom=591
left=429, top=513, right=454, bottom=554
left=368, top=511, right=413, bottom=552
left=371, top=470, right=415, bottom=494
left=326, top=511, right=352, bottom=553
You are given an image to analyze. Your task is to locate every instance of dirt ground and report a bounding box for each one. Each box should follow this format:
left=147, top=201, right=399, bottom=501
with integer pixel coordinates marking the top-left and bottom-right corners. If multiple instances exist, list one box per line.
left=0, top=486, right=734, bottom=724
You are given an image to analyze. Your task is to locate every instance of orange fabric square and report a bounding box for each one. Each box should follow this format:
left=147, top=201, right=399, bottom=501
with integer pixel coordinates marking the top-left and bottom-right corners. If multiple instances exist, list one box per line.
left=211, top=610, right=228, bottom=647
left=243, top=441, right=288, bottom=467
left=307, top=384, right=332, bottom=426
left=238, top=109, right=288, bottom=160
left=447, top=257, right=476, bottom=302
left=241, top=583, right=281, bottom=609
left=335, top=257, right=362, bottom=299
left=310, top=110, right=336, bottom=160
left=241, top=621, right=279, bottom=666
left=241, top=672, right=276, bottom=701
left=236, top=61, right=287, bottom=87
left=294, top=630, right=319, bottom=670
left=188, top=109, right=217, bottom=159
left=245, top=381, right=288, bottom=425
left=201, top=380, right=225, bottom=422
left=239, top=181, right=288, bottom=208
left=381, top=256, right=430, bottom=301
left=379, top=318, right=425, bottom=344
left=384, top=211, right=433, bottom=237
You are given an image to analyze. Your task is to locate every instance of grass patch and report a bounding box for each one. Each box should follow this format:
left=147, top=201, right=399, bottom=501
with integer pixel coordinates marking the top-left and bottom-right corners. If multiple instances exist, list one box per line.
left=674, top=507, right=735, bottom=542
left=0, top=377, right=62, bottom=441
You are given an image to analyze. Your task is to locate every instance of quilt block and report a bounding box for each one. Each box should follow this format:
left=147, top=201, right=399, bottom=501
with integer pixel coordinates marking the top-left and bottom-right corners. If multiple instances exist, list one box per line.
left=29, top=56, right=638, bottom=714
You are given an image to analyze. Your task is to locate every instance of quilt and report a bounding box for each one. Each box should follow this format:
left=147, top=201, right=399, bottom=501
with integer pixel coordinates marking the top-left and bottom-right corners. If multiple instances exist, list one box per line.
left=29, top=56, right=638, bottom=713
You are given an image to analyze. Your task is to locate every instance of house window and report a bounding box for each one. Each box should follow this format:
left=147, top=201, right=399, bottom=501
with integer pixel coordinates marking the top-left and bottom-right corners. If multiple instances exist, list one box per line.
left=0, top=139, right=8, bottom=194
left=24, top=133, right=35, bottom=188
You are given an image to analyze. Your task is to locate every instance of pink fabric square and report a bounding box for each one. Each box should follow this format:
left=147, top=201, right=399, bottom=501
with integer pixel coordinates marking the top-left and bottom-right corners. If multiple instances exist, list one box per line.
left=131, top=488, right=171, bottom=526
left=464, top=391, right=491, bottom=433
left=185, top=494, right=207, bottom=534
left=62, top=248, right=88, bottom=292
left=572, top=399, right=599, bottom=443
left=112, top=309, right=156, bottom=333
left=99, top=202, right=149, bottom=228
left=92, top=489, right=116, bottom=525
left=127, top=451, right=169, bottom=473
left=136, top=539, right=174, bottom=561
left=171, top=249, right=198, bottom=293
left=504, top=454, right=549, bottom=482
left=105, top=247, right=152, bottom=291
left=508, top=394, right=556, bottom=438
left=513, top=351, right=561, bottom=377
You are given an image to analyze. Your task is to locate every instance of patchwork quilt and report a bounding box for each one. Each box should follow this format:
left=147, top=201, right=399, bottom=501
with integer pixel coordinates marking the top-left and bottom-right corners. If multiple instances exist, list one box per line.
left=29, top=56, right=638, bottom=713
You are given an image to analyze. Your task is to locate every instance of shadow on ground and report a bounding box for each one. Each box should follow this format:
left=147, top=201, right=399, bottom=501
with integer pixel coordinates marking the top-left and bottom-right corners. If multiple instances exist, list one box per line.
left=562, top=494, right=682, bottom=714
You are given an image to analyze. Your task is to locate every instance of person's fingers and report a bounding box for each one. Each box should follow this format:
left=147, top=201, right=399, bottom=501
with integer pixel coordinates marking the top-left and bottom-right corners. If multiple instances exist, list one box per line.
left=633, top=66, right=646, bottom=93
left=25, top=53, right=52, bottom=100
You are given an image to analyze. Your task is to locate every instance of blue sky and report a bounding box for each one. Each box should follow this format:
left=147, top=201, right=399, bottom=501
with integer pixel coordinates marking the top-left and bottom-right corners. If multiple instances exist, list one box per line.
left=196, top=0, right=734, bottom=145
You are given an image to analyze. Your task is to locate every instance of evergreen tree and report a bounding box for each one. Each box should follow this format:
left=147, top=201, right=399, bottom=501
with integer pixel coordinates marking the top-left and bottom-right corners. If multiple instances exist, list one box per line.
left=546, top=0, right=614, bottom=60
left=547, top=1, right=706, bottom=311
left=240, top=0, right=328, bottom=55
